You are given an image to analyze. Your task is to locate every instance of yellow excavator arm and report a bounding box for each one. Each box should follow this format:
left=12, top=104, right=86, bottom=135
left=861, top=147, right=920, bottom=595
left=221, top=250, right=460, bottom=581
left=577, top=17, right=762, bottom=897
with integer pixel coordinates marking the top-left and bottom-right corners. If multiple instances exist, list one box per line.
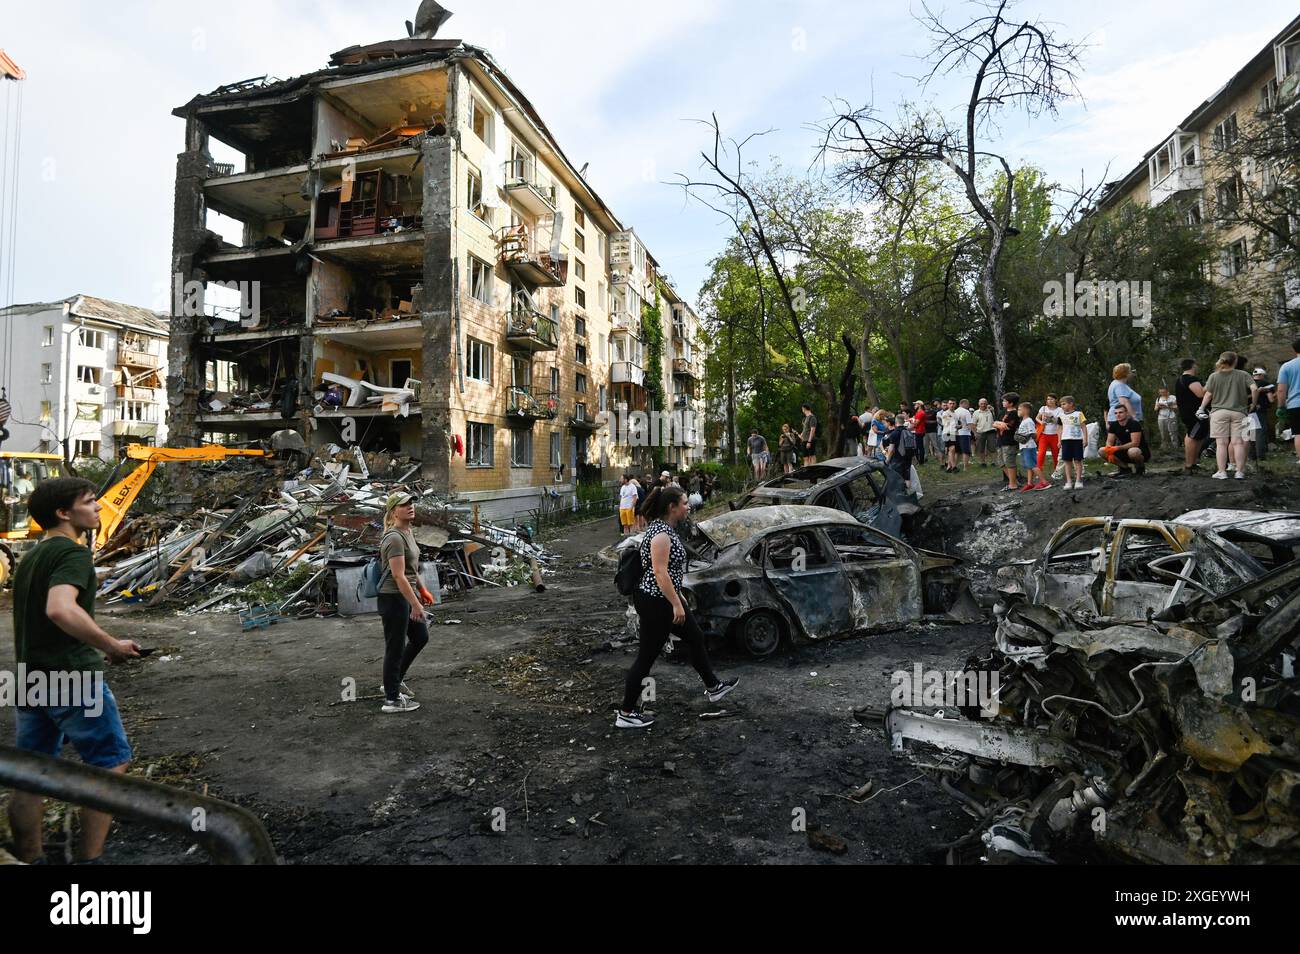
left=95, top=443, right=270, bottom=548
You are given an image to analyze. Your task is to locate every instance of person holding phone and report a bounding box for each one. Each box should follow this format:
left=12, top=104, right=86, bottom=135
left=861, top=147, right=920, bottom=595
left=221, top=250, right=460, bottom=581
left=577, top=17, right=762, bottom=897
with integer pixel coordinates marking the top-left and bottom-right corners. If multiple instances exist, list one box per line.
left=377, top=491, right=433, bottom=713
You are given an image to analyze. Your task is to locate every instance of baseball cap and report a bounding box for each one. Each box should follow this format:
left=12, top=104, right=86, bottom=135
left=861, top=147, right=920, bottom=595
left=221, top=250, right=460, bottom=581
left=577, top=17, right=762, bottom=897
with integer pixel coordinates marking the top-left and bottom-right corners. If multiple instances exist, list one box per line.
left=660, top=470, right=671, bottom=478
left=385, top=491, right=416, bottom=512
left=1253, top=367, right=1266, bottom=375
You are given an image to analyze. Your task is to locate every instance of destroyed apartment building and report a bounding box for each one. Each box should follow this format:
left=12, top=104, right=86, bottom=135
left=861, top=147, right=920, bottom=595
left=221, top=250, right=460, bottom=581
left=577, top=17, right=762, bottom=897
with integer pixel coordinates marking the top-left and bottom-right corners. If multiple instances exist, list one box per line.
left=167, top=3, right=711, bottom=521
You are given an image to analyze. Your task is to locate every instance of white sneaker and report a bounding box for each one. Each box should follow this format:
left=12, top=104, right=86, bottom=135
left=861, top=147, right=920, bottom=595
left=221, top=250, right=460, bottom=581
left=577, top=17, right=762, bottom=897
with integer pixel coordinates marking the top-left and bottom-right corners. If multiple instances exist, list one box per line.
left=1074, top=478, right=1083, bottom=488
left=1234, top=471, right=1246, bottom=479
left=1051, top=468, right=1065, bottom=480
left=1211, top=471, right=1229, bottom=479
left=1063, top=481, right=1074, bottom=490
left=382, top=698, right=420, bottom=713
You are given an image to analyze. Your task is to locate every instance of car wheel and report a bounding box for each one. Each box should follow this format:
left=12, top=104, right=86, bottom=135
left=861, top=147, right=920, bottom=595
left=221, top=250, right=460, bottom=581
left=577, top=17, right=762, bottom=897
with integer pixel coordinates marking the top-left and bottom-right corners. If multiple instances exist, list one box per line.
left=736, top=609, right=784, bottom=658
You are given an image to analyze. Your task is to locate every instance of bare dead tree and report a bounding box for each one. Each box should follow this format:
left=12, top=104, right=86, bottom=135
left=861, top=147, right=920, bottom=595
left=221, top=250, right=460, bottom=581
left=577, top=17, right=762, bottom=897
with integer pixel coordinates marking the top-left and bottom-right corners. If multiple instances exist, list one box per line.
left=677, top=114, right=850, bottom=450
left=817, top=0, right=1085, bottom=397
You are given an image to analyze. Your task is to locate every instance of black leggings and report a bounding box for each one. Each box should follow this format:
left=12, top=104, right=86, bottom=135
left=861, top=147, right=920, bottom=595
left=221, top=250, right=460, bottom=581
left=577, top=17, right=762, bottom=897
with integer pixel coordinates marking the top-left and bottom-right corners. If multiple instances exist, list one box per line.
left=622, top=592, right=720, bottom=711
left=377, top=592, right=429, bottom=701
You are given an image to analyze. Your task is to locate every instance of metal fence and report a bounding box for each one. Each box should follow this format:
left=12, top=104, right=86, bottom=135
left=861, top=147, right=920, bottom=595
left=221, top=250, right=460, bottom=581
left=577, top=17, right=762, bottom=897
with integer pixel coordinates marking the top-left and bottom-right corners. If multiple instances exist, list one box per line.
left=524, top=488, right=618, bottom=542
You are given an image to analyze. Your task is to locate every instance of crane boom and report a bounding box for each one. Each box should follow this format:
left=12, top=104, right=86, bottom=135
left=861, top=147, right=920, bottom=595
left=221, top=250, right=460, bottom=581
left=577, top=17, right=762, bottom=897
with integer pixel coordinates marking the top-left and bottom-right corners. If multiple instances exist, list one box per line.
left=95, top=443, right=270, bottom=548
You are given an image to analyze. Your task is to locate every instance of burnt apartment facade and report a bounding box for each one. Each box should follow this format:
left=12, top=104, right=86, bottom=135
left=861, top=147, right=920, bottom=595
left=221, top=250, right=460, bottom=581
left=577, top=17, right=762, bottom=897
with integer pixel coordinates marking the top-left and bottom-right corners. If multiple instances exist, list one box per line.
left=167, top=7, right=708, bottom=518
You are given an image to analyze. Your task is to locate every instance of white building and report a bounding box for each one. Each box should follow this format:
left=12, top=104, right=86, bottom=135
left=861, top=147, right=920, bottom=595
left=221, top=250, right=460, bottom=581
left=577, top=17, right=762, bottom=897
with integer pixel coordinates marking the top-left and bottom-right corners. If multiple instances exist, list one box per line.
left=0, top=294, right=169, bottom=461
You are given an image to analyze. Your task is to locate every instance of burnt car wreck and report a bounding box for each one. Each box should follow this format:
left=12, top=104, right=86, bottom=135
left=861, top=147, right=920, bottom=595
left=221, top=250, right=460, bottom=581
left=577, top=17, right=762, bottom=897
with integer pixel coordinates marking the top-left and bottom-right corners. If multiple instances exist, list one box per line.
left=885, top=511, right=1300, bottom=865
left=630, top=505, right=978, bottom=657
left=731, top=457, right=919, bottom=539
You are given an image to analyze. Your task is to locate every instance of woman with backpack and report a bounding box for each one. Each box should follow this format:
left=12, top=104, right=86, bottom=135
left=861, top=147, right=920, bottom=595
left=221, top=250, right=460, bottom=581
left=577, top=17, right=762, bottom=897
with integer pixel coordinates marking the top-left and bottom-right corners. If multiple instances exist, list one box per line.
left=377, top=491, right=433, bottom=713
left=616, top=486, right=738, bottom=729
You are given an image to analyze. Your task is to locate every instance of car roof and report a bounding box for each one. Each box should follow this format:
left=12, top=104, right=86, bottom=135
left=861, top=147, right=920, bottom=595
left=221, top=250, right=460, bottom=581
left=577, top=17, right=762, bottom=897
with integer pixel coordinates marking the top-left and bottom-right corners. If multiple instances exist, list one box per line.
left=1173, top=509, right=1300, bottom=544
left=697, top=505, right=860, bottom=548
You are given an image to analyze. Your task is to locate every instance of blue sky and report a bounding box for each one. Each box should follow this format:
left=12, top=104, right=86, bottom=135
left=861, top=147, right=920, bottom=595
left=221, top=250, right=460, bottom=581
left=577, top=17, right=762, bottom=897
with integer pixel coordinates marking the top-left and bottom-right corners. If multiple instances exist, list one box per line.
left=0, top=0, right=1296, bottom=314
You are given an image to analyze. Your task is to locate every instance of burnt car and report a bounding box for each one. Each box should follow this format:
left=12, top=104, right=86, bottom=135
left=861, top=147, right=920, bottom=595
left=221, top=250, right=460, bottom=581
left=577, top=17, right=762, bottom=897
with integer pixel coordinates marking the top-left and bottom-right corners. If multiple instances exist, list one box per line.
left=664, top=505, right=977, bottom=657
left=731, top=457, right=919, bottom=538
left=995, top=508, right=1300, bottom=626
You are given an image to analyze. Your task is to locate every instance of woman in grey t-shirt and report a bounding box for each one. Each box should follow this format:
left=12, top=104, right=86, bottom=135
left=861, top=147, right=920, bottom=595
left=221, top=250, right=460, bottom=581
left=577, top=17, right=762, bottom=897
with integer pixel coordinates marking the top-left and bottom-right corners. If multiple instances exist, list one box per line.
left=376, top=491, right=432, bottom=712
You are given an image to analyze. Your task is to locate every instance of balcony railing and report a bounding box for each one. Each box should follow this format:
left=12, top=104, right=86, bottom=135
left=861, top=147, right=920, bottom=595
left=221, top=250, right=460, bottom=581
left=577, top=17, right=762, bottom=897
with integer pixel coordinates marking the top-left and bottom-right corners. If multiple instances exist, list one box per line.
left=506, top=386, right=558, bottom=423
left=118, top=348, right=160, bottom=369
left=611, top=361, right=645, bottom=386
left=507, top=308, right=558, bottom=352
left=569, top=402, right=599, bottom=429
left=610, top=310, right=638, bottom=333
left=673, top=393, right=692, bottom=409
left=496, top=224, right=566, bottom=287
left=672, top=357, right=697, bottom=377
left=502, top=158, right=557, bottom=214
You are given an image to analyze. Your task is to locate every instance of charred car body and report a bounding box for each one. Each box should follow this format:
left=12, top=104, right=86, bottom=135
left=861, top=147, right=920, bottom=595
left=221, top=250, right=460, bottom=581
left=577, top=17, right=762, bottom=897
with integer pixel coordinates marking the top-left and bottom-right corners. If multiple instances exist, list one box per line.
left=731, top=457, right=918, bottom=538
left=660, top=505, right=977, bottom=657
left=887, top=508, right=1300, bottom=864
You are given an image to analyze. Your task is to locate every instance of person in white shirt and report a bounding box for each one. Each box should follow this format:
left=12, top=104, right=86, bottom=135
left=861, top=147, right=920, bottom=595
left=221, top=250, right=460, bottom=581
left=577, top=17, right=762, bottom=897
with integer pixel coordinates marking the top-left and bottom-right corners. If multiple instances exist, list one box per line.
left=1155, top=386, right=1179, bottom=455
left=955, top=399, right=974, bottom=471
left=1056, top=395, right=1088, bottom=489
left=618, top=474, right=639, bottom=536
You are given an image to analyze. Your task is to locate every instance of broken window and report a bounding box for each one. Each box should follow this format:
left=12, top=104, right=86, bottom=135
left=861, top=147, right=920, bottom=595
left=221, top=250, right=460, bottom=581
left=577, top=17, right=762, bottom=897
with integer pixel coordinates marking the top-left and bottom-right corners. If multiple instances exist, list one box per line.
left=470, top=97, right=494, bottom=148
left=39, top=400, right=51, bottom=423
left=574, top=259, right=585, bottom=281
left=42, top=325, right=53, bottom=346
left=76, top=365, right=101, bottom=385
left=824, top=525, right=901, bottom=562
left=468, top=255, right=494, bottom=305
left=576, top=343, right=587, bottom=366
left=1212, top=112, right=1239, bottom=150
left=41, top=363, right=52, bottom=384
left=574, top=316, right=587, bottom=339
left=77, top=328, right=105, bottom=349
left=1043, top=524, right=1106, bottom=575
left=549, top=432, right=562, bottom=468
left=466, top=338, right=493, bottom=384
left=763, top=530, right=831, bottom=571
left=73, top=439, right=100, bottom=460
left=575, top=372, right=587, bottom=394
left=510, top=429, right=533, bottom=468
left=467, top=166, right=489, bottom=222
left=390, top=359, right=412, bottom=389
left=1225, top=239, right=1248, bottom=277
left=575, top=286, right=586, bottom=310
left=466, top=421, right=494, bottom=468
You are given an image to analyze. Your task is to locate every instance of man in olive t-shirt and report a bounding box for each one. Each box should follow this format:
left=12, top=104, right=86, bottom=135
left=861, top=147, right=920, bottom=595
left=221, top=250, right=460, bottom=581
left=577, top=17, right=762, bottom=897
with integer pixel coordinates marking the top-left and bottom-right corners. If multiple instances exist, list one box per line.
left=9, top=478, right=139, bottom=864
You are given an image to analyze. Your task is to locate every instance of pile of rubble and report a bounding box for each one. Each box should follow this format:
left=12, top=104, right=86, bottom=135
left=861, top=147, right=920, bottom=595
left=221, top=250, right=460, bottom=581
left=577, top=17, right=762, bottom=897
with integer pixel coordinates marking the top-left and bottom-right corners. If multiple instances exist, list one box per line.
left=885, top=557, right=1300, bottom=864
left=94, top=450, right=551, bottom=619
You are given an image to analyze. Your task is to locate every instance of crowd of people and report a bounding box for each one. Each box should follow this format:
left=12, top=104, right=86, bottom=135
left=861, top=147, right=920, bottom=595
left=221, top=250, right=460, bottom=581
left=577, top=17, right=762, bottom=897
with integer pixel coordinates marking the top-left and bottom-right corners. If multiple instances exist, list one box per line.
left=739, top=337, right=1300, bottom=491
left=618, top=467, right=717, bottom=536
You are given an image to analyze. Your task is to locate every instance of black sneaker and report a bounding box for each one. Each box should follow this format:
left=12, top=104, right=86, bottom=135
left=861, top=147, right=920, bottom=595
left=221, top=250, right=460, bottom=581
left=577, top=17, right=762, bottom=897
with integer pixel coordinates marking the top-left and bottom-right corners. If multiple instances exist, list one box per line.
left=615, top=709, right=655, bottom=729
left=705, top=678, right=739, bottom=703
left=1135, top=462, right=1146, bottom=476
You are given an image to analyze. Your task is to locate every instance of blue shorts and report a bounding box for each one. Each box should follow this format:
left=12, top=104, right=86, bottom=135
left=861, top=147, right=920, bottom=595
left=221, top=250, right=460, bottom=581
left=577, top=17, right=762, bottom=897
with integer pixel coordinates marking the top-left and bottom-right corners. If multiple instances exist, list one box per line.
left=957, top=435, right=972, bottom=456
left=1020, top=447, right=1037, bottom=470
left=1060, top=439, right=1084, bottom=461
left=15, top=680, right=132, bottom=769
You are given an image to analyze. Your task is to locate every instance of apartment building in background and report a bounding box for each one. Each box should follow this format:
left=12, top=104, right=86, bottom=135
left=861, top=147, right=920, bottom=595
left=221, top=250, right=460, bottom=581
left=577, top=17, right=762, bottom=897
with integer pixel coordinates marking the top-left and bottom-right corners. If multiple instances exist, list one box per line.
left=167, top=4, right=707, bottom=519
left=1096, top=14, right=1300, bottom=373
left=0, top=294, right=169, bottom=461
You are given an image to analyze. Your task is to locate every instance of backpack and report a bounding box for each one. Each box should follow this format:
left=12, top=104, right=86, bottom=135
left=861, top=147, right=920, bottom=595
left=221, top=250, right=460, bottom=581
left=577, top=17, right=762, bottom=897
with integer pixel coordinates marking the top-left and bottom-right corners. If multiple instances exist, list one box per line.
left=360, top=529, right=405, bottom=600
left=898, top=426, right=917, bottom=454
left=614, top=544, right=644, bottom=596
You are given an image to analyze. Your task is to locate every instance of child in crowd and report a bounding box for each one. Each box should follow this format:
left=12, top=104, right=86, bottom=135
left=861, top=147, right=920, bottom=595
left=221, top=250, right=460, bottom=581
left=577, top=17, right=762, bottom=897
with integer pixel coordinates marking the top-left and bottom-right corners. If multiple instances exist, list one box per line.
left=993, top=393, right=1021, bottom=491
left=1036, top=394, right=1063, bottom=481
left=1016, top=402, right=1044, bottom=491
left=1057, top=395, right=1087, bottom=489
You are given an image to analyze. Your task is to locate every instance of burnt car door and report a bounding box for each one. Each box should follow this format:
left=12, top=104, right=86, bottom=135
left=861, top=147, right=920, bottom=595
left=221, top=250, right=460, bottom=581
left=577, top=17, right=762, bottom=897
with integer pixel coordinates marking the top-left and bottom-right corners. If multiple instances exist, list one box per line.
left=843, top=472, right=902, bottom=537
left=1105, top=524, right=1193, bottom=618
left=822, top=524, right=924, bottom=630
left=1032, top=521, right=1109, bottom=615
left=759, top=527, right=851, bottom=640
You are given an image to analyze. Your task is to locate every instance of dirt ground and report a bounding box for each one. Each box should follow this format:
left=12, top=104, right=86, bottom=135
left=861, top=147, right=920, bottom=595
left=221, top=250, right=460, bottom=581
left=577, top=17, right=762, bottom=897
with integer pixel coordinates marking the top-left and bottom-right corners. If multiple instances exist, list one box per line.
left=2, top=456, right=1299, bottom=864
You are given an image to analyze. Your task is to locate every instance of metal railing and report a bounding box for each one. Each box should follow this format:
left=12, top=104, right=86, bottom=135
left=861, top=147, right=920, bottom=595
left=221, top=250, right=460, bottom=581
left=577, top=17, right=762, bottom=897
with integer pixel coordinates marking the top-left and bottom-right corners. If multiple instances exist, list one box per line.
left=507, top=308, right=558, bottom=346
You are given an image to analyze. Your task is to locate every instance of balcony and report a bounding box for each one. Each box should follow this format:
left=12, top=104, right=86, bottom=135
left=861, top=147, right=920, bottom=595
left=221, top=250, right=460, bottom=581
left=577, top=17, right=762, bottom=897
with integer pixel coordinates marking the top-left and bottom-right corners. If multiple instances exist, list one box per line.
left=502, top=158, right=557, bottom=216
left=112, top=420, right=159, bottom=438
left=611, top=361, right=645, bottom=386
left=610, top=310, right=638, bottom=334
left=506, top=386, right=558, bottom=426
left=673, top=393, right=692, bottom=410
left=115, top=384, right=161, bottom=403
left=118, top=348, right=160, bottom=369
left=507, top=308, right=559, bottom=353
left=496, top=224, right=566, bottom=287
left=1148, top=132, right=1203, bottom=207
left=671, top=321, right=688, bottom=340
left=568, top=402, right=599, bottom=430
